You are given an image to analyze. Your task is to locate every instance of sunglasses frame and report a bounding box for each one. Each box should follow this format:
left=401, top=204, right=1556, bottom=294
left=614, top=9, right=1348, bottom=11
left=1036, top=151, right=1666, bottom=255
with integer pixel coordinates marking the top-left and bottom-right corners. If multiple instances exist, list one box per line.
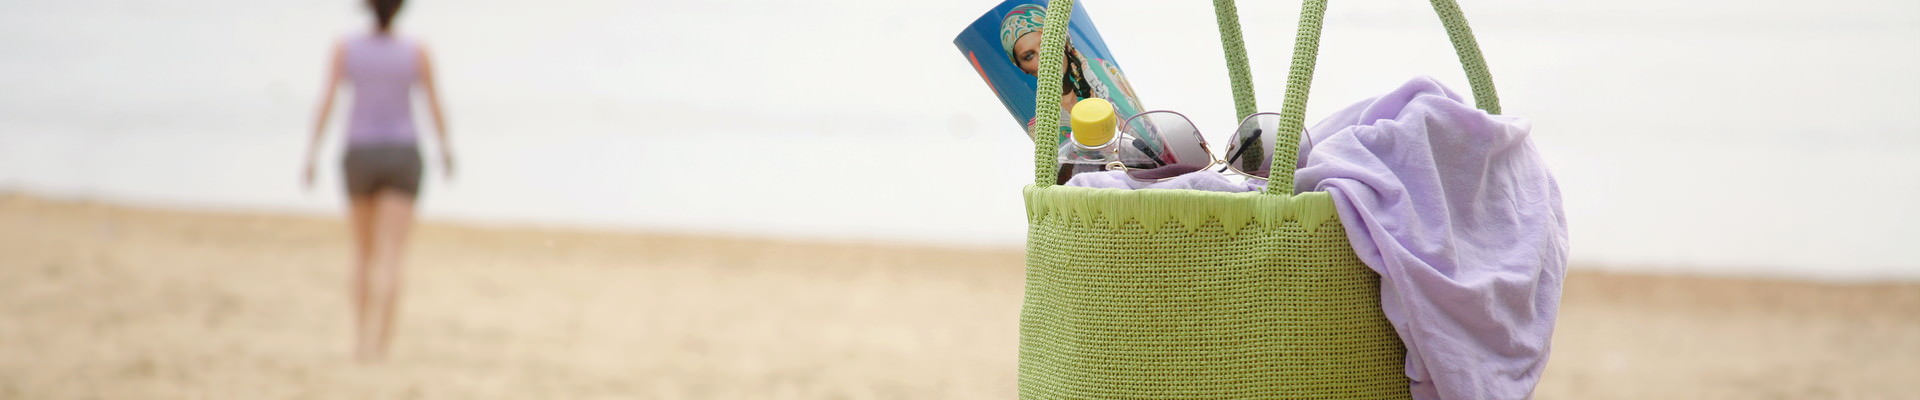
left=1080, top=110, right=1284, bottom=182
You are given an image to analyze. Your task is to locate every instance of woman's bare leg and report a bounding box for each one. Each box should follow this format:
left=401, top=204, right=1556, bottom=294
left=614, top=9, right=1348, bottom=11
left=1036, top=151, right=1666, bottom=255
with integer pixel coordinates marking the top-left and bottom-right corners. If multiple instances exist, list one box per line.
left=346, top=194, right=379, bottom=362
left=365, top=188, right=417, bottom=360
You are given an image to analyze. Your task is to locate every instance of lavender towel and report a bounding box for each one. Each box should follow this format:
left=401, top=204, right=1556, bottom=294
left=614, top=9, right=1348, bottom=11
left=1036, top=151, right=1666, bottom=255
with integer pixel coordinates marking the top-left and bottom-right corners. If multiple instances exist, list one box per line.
left=1297, top=77, right=1567, bottom=400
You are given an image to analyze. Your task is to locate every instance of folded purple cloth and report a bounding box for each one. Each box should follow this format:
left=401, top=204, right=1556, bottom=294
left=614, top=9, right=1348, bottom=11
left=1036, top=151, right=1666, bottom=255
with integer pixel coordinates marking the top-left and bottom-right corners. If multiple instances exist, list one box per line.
left=1297, top=76, right=1567, bottom=400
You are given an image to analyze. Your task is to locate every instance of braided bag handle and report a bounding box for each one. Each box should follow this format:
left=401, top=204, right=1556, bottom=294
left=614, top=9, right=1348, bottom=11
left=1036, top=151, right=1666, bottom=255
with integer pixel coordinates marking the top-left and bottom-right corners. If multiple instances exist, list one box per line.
left=1031, top=0, right=1501, bottom=193
left=1030, top=0, right=1254, bottom=187
left=1262, top=0, right=1502, bottom=194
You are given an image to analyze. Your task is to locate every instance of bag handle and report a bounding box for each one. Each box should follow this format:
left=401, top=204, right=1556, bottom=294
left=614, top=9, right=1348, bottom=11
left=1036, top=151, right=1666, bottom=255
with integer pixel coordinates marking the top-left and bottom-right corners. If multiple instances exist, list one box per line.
left=1031, top=0, right=1255, bottom=187
left=1215, top=0, right=1261, bottom=121
left=1261, top=0, right=1502, bottom=194
left=1028, top=0, right=1500, bottom=191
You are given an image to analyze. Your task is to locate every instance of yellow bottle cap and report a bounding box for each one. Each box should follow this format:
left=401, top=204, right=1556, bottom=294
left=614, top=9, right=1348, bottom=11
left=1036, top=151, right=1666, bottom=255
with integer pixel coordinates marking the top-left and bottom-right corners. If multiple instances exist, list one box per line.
left=1069, top=98, right=1117, bottom=148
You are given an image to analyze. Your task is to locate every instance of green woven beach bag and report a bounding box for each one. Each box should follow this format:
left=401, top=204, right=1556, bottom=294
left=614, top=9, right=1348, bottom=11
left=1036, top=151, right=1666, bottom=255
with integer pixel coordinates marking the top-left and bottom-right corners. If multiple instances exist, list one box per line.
left=1019, top=0, right=1502, bottom=398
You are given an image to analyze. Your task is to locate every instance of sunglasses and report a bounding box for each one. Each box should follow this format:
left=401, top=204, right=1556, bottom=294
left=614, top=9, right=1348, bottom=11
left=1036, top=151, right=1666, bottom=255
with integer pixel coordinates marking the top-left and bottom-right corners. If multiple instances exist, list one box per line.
left=1075, top=110, right=1282, bottom=181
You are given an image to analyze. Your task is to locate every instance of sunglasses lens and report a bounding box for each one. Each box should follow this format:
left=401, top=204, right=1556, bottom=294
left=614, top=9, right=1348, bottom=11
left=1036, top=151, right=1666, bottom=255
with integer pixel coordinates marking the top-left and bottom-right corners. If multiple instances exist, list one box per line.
left=1119, top=111, right=1212, bottom=180
left=1223, top=113, right=1279, bottom=178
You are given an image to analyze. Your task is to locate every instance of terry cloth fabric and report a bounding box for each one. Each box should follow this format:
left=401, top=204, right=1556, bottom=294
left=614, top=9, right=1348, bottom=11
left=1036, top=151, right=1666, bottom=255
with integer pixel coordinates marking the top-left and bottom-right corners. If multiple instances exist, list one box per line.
left=1063, top=170, right=1264, bottom=192
left=1295, top=76, right=1568, bottom=400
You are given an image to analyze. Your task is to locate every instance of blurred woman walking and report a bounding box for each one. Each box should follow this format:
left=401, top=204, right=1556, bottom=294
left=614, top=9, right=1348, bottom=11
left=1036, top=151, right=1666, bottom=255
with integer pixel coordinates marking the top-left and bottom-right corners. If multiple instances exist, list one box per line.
left=301, top=0, right=452, bottom=363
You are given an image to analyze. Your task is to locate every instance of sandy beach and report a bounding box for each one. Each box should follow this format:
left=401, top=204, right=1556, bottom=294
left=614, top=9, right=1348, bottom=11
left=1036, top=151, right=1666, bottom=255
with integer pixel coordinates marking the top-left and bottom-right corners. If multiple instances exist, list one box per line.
left=1, top=193, right=1915, bottom=399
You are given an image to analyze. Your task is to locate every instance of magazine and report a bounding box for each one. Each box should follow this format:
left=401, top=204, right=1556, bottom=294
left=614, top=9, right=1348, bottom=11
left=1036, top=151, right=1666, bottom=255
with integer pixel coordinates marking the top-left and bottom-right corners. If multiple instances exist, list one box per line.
left=954, top=0, right=1156, bottom=165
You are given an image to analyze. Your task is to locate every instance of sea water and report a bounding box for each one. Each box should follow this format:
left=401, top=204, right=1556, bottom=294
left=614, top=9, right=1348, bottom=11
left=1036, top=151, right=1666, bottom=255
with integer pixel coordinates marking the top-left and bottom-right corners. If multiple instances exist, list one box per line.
left=1, top=0, right=1916, bottom=280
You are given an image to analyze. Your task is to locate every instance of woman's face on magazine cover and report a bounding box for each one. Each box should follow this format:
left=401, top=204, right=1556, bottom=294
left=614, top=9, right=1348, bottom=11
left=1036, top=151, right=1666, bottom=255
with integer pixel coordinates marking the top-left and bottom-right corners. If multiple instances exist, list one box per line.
left=1013, top=32, right=1042, bottom=75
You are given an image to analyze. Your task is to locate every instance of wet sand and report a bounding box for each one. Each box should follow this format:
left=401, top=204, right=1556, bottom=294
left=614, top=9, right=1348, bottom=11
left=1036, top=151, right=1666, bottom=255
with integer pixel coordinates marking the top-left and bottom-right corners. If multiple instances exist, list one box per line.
left=2, top=194, right=1914, bottom=399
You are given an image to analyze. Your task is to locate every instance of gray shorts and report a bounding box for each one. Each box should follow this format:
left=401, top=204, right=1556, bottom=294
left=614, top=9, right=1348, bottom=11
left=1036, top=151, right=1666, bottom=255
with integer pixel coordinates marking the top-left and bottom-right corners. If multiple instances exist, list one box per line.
left=342, top=145, right=422, bottom=197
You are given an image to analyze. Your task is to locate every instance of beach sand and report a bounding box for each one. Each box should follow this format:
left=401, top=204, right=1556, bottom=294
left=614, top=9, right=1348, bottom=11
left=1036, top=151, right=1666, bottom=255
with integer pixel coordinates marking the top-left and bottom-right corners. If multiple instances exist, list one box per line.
left=2, top=193, right=1915, bottom=399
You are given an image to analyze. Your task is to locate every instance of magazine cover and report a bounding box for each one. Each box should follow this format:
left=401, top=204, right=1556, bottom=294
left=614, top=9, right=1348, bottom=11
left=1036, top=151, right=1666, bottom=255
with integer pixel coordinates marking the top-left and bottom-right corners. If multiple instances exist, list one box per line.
left=954, top=0, right=1151, bottom=160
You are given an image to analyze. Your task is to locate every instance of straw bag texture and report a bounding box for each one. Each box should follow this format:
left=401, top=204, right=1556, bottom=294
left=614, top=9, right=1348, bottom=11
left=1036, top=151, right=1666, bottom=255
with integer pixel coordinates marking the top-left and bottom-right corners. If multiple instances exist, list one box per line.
left=1018, top=0, right=1501, bottom=398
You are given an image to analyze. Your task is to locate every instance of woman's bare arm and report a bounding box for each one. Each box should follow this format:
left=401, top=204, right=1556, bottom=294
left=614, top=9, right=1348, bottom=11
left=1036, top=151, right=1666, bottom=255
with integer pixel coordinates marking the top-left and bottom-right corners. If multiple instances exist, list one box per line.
left=416, top=44, right=452, bottom=179
left=303, top=41, right=347, bottom=188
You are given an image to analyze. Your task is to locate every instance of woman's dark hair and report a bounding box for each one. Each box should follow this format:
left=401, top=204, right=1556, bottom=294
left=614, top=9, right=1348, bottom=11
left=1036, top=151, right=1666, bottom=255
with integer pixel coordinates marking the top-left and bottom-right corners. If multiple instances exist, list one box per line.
left=1063, top=52, right=1093, bottom=99
left=369, top=0, right=405, bottom=32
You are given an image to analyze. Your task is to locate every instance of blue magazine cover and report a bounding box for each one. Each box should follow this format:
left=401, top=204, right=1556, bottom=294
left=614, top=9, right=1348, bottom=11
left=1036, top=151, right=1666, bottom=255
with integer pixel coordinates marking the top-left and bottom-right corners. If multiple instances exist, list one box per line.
left=954, top=0, right=1152, bottom=162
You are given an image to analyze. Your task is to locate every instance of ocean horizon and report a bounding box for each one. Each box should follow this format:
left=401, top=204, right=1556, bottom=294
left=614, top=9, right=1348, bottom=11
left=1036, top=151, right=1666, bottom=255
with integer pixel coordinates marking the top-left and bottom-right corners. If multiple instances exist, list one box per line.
left=3, top=0, right=1917, bottom=281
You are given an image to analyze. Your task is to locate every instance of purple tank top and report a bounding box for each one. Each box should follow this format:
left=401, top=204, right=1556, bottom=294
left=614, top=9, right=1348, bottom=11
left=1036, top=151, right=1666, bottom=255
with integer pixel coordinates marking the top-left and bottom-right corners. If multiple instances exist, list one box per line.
left=343, top=33, right=420, bottom=146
